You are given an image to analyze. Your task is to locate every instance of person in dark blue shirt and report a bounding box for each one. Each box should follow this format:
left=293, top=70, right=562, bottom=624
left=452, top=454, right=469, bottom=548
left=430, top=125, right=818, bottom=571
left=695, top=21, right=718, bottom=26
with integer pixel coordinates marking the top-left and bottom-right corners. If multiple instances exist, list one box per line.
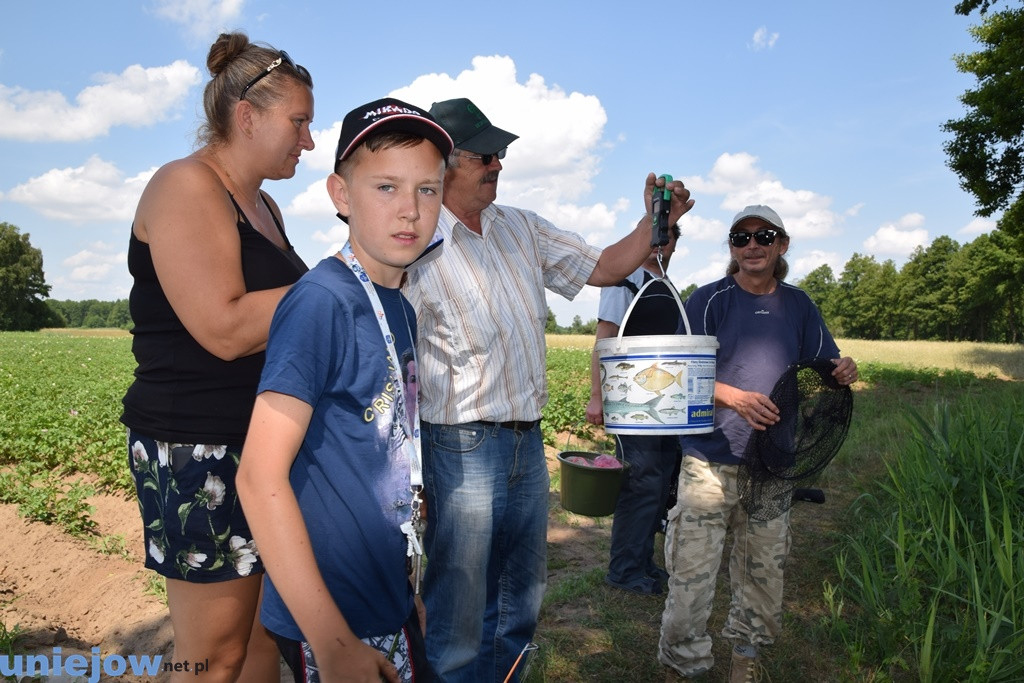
left=658, top=205, right=858, bottom=682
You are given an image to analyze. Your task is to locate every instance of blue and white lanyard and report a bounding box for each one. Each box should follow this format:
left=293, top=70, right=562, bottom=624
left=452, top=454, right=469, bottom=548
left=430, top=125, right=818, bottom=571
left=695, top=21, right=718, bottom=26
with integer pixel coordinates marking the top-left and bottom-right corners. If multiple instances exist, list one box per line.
left=339, top=242, right=426, bottom=591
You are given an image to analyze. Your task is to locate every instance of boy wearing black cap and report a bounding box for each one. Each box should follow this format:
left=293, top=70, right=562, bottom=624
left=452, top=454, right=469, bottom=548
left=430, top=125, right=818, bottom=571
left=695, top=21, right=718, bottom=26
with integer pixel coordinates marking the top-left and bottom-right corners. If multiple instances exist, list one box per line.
left=237, top=97, right=453, bottom=683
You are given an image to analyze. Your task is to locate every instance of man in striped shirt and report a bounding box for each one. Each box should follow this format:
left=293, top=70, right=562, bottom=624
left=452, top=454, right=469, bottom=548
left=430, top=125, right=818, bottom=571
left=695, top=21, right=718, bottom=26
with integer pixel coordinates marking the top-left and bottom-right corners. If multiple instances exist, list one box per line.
left=404, top=97, right=694, bottom=682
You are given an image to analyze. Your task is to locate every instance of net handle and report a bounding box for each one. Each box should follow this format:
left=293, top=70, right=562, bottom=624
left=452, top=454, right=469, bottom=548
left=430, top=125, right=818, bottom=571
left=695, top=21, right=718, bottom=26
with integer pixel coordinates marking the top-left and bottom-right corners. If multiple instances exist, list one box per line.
left=612, top=274, right=692, bottom=352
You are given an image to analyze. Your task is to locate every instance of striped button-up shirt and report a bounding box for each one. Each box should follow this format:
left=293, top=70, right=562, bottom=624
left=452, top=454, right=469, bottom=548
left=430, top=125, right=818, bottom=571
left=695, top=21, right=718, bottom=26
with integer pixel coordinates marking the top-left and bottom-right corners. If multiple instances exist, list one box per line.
left=404, top=203, right=601, bottom=424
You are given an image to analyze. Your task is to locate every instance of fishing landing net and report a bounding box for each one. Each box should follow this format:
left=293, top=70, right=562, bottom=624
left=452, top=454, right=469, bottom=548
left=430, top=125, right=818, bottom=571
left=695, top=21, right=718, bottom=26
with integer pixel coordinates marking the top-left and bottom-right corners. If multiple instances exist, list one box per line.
left=738, top=357, right=854, bottom=521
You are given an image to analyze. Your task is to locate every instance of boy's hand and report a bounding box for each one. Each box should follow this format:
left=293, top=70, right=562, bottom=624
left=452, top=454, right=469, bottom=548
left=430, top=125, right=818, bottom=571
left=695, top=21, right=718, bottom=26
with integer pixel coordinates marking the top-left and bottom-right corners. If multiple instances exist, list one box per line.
left=316, top=638, right=399, bottom=682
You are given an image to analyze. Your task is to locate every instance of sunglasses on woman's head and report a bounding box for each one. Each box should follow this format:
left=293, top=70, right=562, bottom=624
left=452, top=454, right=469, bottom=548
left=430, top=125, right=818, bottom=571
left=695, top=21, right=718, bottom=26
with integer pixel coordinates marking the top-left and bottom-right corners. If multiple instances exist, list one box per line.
left=239, top=50, right=310, bottom=101
left=728, top=228, right=780, bottom=248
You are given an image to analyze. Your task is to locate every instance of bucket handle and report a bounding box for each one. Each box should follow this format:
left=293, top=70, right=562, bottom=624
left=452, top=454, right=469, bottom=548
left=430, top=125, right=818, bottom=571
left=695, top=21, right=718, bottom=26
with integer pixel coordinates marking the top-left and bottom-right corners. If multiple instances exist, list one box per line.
left=563, top=423, right=625, bottom=465
left=612, top=274, right=693, bottom=352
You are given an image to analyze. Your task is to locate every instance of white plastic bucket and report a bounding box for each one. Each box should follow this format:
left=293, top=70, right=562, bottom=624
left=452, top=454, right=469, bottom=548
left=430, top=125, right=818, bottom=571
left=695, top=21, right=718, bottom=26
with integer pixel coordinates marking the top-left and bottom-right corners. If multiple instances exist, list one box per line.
left=595, top=275, right=718, bottom=435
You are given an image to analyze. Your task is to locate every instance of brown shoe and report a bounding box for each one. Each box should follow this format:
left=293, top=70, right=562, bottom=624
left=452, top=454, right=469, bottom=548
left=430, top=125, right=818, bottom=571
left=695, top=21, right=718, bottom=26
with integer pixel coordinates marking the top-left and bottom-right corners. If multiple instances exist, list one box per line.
left=728, top=644, right=759, bottom=683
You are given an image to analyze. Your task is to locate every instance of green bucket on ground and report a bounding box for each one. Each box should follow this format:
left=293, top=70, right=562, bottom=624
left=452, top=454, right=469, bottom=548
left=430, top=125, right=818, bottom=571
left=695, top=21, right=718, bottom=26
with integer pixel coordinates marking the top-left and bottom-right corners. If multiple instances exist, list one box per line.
left=557, top=450, right=630, bottom=517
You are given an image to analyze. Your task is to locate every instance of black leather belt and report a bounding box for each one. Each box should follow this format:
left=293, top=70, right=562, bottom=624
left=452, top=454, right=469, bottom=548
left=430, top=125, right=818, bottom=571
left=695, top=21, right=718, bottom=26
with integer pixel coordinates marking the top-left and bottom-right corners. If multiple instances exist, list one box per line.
left=476, top=419, right=541, bottom=431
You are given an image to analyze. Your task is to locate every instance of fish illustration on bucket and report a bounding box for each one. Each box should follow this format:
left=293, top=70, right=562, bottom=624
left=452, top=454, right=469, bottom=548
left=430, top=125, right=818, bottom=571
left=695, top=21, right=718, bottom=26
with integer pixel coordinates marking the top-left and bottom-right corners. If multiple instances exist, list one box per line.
left=595, top=275, right=718, bottom=435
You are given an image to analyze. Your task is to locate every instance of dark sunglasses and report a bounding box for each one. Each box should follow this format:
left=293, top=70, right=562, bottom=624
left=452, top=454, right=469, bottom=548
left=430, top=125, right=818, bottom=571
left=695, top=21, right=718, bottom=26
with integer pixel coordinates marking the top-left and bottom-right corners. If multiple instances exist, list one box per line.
left=239, top=50, right=309, bottom=101
left=456, top=147, right=507, bottom=165
left=728, top=228, right=780, bottom=248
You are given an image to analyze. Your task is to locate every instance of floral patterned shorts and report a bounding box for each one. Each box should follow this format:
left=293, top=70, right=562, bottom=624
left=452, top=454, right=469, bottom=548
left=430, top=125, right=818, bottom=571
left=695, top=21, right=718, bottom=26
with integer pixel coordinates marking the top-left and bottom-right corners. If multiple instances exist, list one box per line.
left=272, top=608, right=432, bottom=683
left=127, top=428, right=262, bottom=583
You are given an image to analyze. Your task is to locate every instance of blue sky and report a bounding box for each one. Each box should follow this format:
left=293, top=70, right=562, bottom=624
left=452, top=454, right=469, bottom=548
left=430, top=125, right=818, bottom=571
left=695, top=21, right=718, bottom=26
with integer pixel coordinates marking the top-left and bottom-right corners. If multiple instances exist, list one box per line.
left=0, top=1, right=993, bottom=325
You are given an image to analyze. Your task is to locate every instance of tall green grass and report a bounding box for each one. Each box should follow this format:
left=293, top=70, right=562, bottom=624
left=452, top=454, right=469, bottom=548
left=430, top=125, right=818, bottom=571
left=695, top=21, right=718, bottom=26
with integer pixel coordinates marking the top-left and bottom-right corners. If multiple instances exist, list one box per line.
left=828, top=393, right=1024, bottom=681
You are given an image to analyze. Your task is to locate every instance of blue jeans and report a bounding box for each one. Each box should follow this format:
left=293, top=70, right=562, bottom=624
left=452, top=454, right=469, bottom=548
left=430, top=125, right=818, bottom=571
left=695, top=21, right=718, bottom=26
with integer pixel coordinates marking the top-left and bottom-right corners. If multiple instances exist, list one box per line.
left=608, top=434, right=681, bottom=587
left=421, top=421, right=548, bottom=683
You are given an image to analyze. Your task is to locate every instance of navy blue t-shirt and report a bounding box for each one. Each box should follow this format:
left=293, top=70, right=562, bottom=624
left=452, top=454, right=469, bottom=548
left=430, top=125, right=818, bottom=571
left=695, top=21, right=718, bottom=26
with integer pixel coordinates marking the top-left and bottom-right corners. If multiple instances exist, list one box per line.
left=256, top=256, right=418, bottom=641
left=679, top=276, right=840, bottom=464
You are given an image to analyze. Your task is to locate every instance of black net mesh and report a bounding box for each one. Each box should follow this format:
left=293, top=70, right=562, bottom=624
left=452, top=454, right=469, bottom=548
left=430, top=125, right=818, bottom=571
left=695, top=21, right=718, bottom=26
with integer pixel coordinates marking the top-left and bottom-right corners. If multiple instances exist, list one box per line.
left=738, top=357, right=853, bottom=521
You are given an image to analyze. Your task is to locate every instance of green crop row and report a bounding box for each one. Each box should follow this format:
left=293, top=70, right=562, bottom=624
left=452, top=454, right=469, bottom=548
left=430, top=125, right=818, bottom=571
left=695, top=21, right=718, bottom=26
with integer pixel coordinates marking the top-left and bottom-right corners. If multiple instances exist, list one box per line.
left=0, top=333, right=603, bottom=532
left=0, top=332, right=132, bottom=488
left=0, top=332, right=132, bottom=535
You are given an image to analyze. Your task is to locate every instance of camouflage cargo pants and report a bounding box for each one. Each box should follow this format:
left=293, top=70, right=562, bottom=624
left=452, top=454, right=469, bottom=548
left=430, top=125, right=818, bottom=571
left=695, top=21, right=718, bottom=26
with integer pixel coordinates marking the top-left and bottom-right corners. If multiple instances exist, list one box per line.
left=658, top=456, right=791, bottom=677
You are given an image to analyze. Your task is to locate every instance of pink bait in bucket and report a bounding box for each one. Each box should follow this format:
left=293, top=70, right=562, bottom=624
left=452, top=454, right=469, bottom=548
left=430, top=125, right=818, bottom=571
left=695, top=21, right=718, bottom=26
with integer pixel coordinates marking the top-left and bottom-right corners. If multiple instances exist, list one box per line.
left=592, top=454, right=623, bottom=469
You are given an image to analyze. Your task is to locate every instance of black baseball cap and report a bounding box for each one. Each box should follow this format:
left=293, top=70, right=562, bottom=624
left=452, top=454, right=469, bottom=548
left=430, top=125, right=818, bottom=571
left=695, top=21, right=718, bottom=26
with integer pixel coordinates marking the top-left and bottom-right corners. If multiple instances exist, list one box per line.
left=428, top=97, right=518, bottom=154
left=334, top=97, right=454, bottom=168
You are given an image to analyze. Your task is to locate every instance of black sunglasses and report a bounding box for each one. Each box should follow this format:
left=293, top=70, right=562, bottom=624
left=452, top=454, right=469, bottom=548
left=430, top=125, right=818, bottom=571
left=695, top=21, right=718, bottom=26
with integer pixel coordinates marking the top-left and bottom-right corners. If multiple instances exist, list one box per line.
left=456, top=147, right=507, bottom=165
left=728, top=228, right=780, bottom=248
left=239, top=50, right=309, bottom=101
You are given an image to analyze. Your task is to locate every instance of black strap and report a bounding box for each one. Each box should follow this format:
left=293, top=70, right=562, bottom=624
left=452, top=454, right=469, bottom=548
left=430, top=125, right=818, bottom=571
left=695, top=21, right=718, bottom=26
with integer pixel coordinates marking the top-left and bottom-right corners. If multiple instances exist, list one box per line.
left=613, top=270, right=652, bottom=296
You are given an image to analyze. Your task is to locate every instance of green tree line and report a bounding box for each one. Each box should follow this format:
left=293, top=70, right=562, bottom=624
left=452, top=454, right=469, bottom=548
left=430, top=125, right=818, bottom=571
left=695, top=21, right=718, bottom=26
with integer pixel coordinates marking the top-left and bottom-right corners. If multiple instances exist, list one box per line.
left=4, top=214, right=1022, bottom=341
left=46, top=299, right=132, bottom=330
left=798, top=229, right=1023, bottom=343
left=552, top=226, right=1024, bottom=344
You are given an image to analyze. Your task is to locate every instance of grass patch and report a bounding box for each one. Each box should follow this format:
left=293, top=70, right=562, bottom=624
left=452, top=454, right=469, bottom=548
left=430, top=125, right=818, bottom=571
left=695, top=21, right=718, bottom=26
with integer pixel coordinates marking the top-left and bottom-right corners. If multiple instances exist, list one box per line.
left=88, top=533, right=133, bottom=560
left=142, top=572, right=167, bottom=606
left=839, top=338, right=1024, bottom=380
left=529, top=343, right=1023, bottom=682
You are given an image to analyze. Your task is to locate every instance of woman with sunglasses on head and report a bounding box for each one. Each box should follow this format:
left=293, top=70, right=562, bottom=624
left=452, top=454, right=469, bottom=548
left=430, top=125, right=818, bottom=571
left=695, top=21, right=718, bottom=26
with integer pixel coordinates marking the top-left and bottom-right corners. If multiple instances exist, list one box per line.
left=121, top=32, right=313, bottom=683
left=658, top=205, right=857, bottom=683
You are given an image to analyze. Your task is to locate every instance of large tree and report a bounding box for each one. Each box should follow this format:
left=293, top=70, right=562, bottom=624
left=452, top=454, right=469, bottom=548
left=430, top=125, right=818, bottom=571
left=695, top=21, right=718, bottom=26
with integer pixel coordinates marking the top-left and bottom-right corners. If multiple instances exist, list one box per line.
left=797, top=264, right=838, bottom=320
left=0, top=222, right=55, bottom=331
left=831, top=254, right=901, bottom=340
left=953, top=229, right=1024, bottom=341
left=898, top=237, right=963, bottom=340
left=942, top=1, right=1024, bottom=244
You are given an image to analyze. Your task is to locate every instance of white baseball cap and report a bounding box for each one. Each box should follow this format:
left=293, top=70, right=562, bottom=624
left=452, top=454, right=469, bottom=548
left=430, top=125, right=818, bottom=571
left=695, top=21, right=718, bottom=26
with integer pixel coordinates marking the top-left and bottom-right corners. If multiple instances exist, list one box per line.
left=731, top=205, right=786, bottom=232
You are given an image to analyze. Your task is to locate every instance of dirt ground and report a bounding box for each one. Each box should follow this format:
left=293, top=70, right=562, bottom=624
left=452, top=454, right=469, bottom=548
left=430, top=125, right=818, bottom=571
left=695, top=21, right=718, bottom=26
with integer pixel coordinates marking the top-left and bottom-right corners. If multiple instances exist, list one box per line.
left=0, top=444, right=609, bottom=683
left=0, top=490, right=173, bottom=682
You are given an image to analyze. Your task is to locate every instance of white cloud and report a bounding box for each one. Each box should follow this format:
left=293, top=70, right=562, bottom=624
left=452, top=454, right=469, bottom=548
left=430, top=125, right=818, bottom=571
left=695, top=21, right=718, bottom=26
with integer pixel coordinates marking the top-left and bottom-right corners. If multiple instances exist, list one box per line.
left=750, top=27, right=780, bottom=51
left=310, top=224, right=350, bottom=259
left=542, top=199, right=624, bottom=247
left=306, top=121, right=343, bottom=172
left=7, top=156, right=156, bottom=221
left=286, top=178, right=335, bottom=219
left=683, top=152, right=840, bottom=238
left=790, top=249, right=845, bottom=282
left=45, top=242, right=129, bottom=301
left=392, top=55, right=614, bottom=218
left=863, top=213, right=929, bottom=257
left=958, top=216, right=995, bottom=236
left=150, top=0, right=245, bottom=42
left=676, top=257, right=731, bottom=290
left=678, top=213, right=729, bottom=243
left=302, top=56, right=622, bottom=240
left=0, top=61, right=201, bottom=142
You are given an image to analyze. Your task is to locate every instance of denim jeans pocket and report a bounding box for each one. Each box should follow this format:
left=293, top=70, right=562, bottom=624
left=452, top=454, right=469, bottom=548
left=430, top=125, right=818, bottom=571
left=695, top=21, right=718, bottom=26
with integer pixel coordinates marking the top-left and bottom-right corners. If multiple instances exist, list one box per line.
left=429, top=423, right=487, bottom=454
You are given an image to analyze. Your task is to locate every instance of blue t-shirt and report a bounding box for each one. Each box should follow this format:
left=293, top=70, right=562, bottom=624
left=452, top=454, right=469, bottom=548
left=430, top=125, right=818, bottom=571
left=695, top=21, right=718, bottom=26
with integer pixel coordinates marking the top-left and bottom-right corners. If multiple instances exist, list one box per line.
left=256, top=256, right=418, bottom=641
left=679, top=276, right=840, bottom=464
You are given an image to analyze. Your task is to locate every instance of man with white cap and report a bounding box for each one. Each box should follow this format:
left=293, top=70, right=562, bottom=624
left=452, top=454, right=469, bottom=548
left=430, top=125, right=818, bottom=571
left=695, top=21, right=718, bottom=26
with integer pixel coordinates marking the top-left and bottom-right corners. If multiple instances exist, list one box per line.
left=405, top=97, right=694, bottom=682
left=658, top=205, right=858, bottom=682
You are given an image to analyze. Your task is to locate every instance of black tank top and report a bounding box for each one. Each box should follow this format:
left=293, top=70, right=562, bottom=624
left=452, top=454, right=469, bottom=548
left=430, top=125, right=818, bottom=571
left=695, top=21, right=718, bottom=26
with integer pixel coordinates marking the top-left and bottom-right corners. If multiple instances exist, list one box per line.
left=615, top=271, right=682, bottom=337
left=121, top=194, right=308, bottom=444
